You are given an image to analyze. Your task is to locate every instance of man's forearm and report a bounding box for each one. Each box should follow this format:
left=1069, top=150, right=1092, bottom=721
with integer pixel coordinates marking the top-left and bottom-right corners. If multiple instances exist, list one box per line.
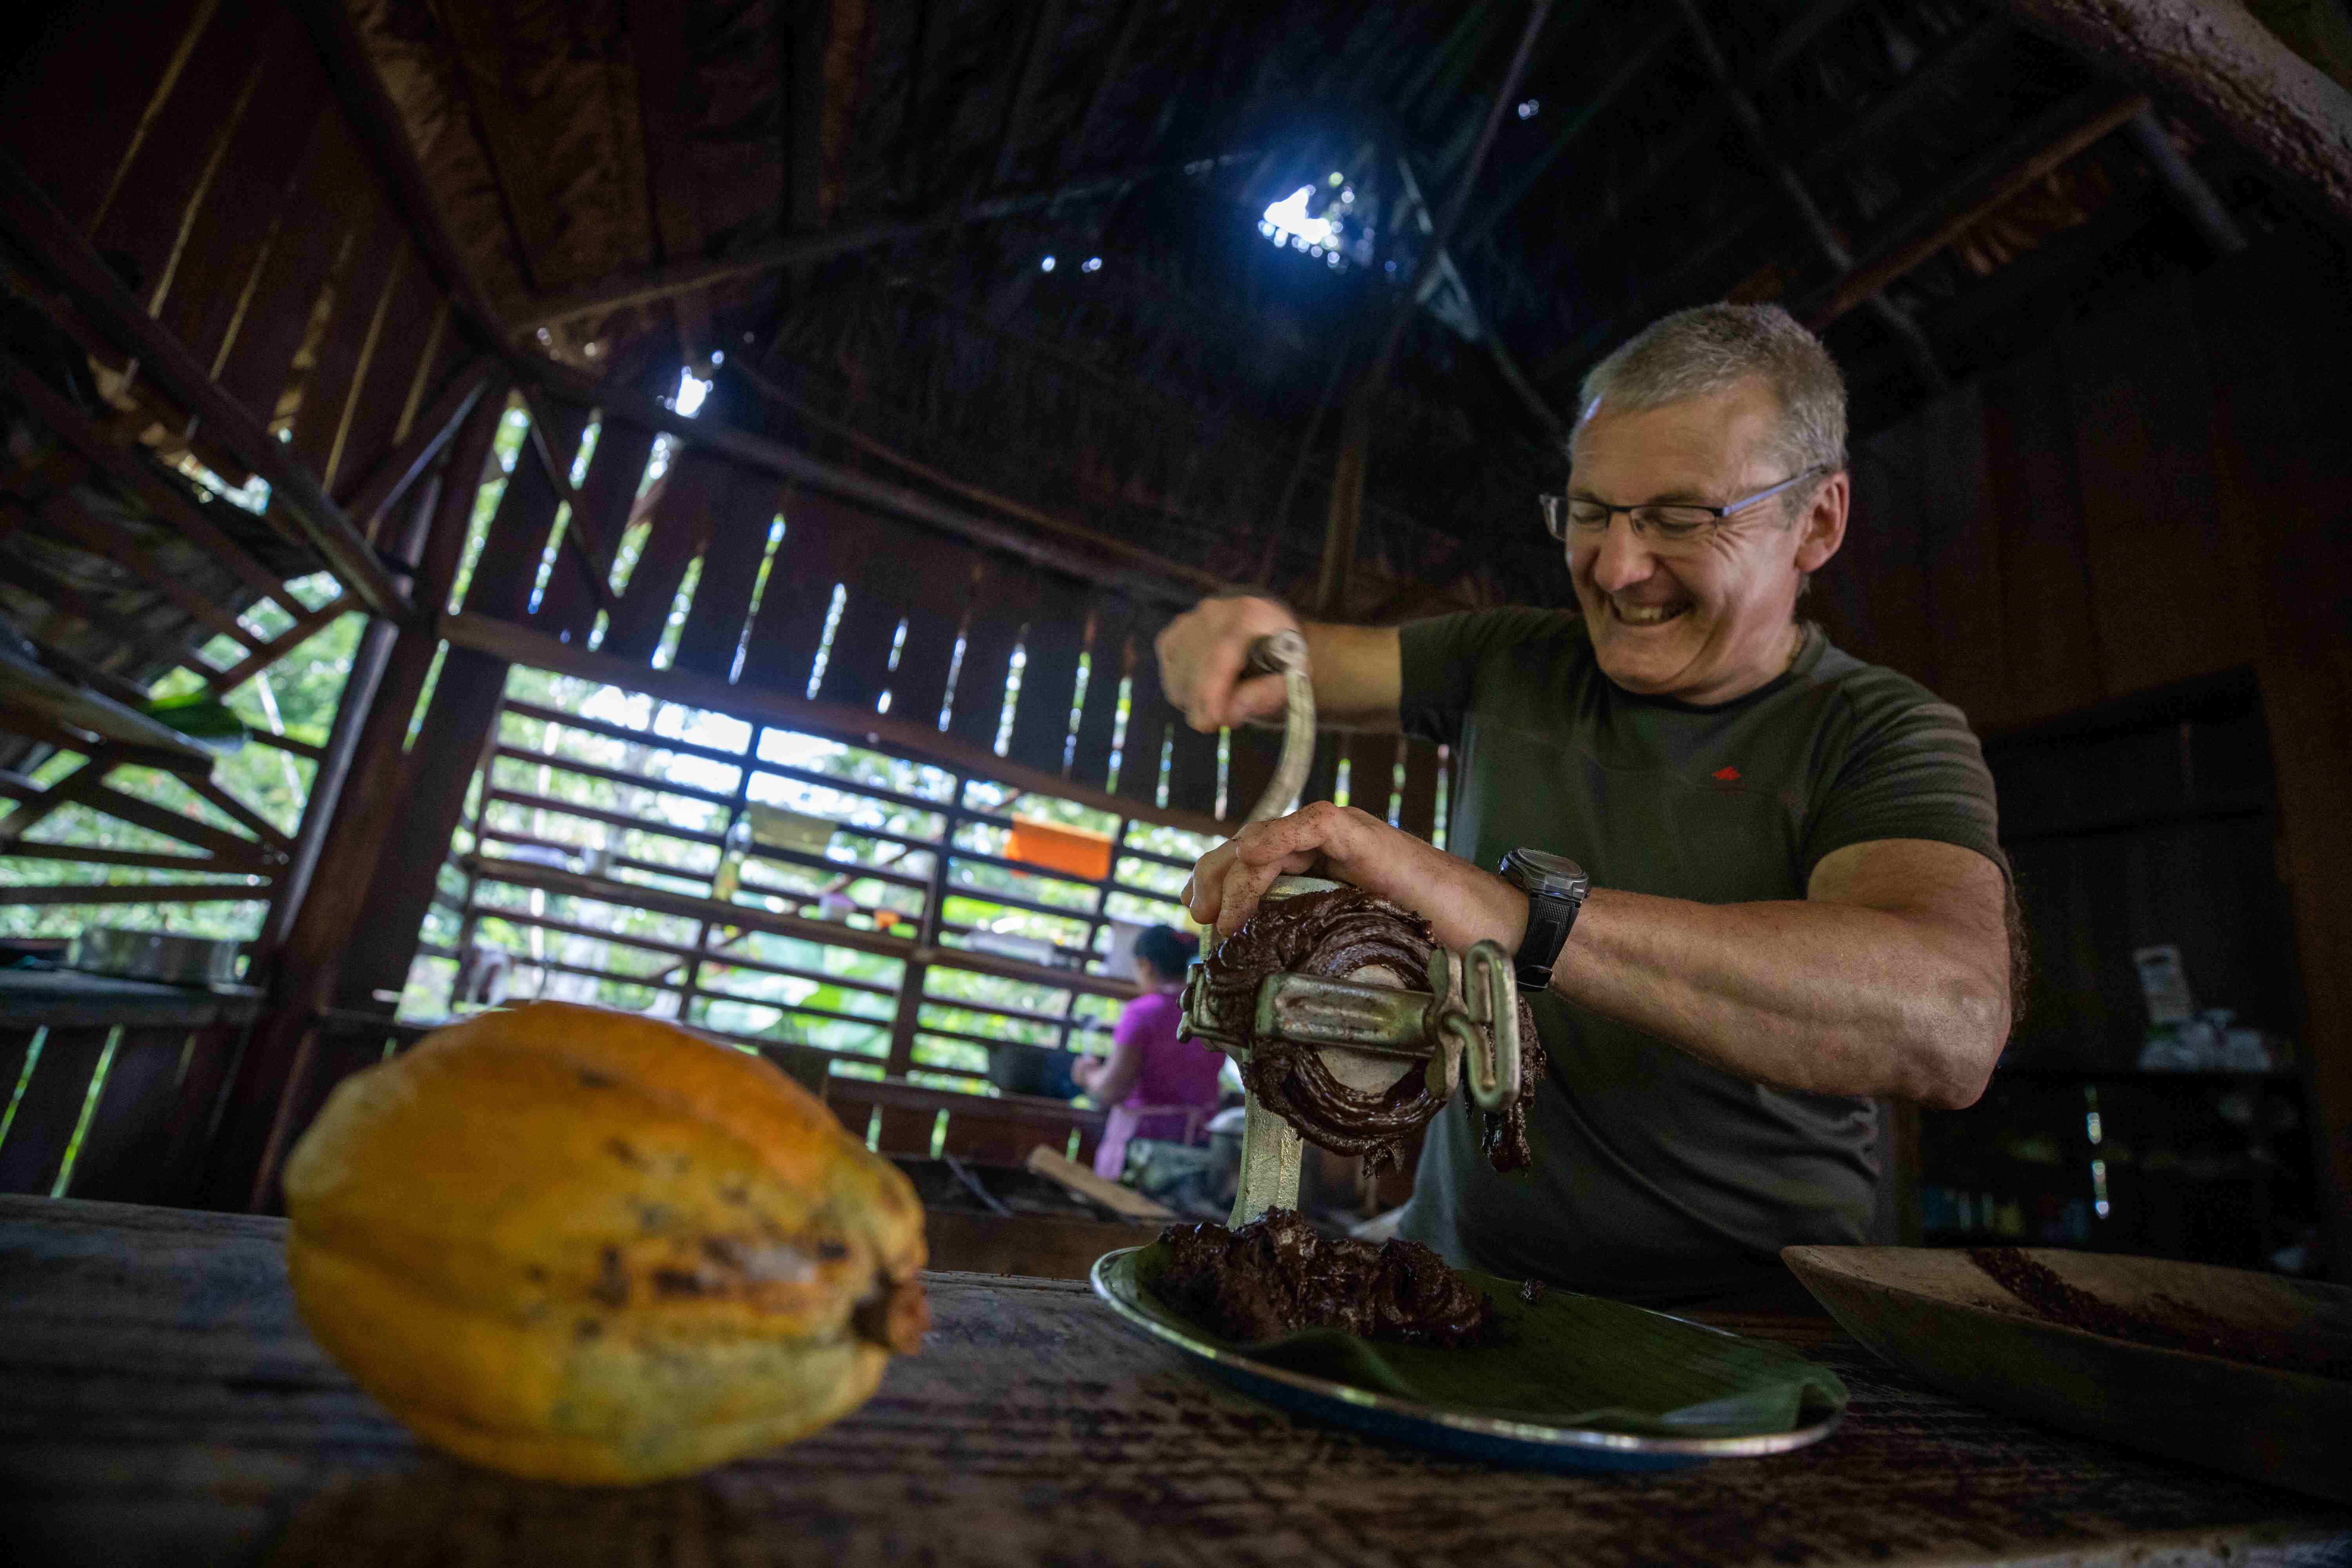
left=1308, top=813, right=2006, bottom=1108
left=1548, top=889, right=2007, bottom=1109
left=1185, top=804, right=2007, bottom=1111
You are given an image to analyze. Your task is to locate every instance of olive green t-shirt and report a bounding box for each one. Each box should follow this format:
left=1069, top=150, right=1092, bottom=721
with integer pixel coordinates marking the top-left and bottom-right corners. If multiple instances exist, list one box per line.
left=1393, top=610, right=2004, bottom=1305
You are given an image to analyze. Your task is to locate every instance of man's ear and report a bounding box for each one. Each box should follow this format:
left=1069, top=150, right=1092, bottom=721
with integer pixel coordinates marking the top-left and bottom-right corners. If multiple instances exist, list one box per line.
left=1793, top=470, right=1849, bottom=573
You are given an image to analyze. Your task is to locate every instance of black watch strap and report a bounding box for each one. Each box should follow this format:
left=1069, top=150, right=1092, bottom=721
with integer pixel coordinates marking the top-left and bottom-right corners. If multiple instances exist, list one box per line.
left=1514, top=898, right=1577, bottom=990
left=1499, top=848, right=1589, bottom=991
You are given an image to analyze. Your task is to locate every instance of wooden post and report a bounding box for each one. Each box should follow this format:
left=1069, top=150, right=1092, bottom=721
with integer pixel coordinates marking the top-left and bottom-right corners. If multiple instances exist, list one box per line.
left=197, top=385, right=508, bottom=1212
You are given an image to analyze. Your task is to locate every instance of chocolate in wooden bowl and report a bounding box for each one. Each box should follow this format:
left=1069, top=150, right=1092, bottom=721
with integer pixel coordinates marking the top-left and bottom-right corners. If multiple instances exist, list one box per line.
left=1783, top=1244, right=2352, bottom=1503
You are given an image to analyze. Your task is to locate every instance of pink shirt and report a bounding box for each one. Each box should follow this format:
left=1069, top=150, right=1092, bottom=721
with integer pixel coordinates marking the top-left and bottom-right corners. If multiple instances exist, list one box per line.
left=1092, top=989, right=1225, bottom=1179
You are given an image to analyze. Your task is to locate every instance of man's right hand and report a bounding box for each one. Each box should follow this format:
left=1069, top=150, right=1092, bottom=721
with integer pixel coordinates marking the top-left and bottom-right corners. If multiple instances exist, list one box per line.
left=1156, top=595, right=1302, bottom=733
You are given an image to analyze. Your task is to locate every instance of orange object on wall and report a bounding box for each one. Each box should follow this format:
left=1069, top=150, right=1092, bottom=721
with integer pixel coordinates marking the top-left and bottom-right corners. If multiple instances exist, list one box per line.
left=1006, top=816, right=1116, bottom=882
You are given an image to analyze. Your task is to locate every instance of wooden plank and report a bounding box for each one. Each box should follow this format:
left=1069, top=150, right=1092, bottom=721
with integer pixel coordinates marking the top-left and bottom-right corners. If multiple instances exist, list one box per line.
left=884, top=543, right=978, bottom=733
left=2058, top=276, right=2241, bottom=700
left=440, top=612, right=1236, bottom=842
left=598, top=449, right=717, bottom=663
left=57, top=1025, right=193, bottom=1203
left=942, top=557, right=1041, bottom=755
left=330, top=255, right=448, bottom=506
left=1164, top=720, right=1221, bottom=820
left=1222, top=724, right=1284, bottom=824
left=560, top=419, right=659, bottom=588
left=818, top=509, right=929, bottom=714
left=1981, top=345, right=2104, bottom=726
left=1835, top=421, right=1937, bottom=686
left=460, top=399, right=592, bottom=624
left=1111, top=611, right=1172, bottom=807
left=1397, top=735, right=1441, bottom=842
left=667, top=466, right=782, bottom=679
left=1344, top=730, right=1399, bottom=823
left=143, top=1020, right=238, bottom=1206
left=152, top=24, right=328, bottom=374
left=1024, top=1145, right=1177, bottom=1219
left=1913, top=381, right=2005, bottom=725
left=0, top=0, right=210, bottom=233
left=85, top=0, right=262, bottom=308
left=1067, top=594, right=1136, bottom=793
left=736, top=485, right=861, bottom=696
left=2192, top=239, right=2352, bottom=1290
left=281, top=229, right=406, bottom=492
left=0, top=1025, right=111, bottom=1194
left=212, top=115, right=378, bottom=421
left=1002, top=579, right=1088, bottom=777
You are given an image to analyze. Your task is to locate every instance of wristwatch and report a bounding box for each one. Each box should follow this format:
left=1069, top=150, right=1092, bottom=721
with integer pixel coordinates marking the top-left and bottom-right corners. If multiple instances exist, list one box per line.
left=1497, top=848, right=1590, bottom=991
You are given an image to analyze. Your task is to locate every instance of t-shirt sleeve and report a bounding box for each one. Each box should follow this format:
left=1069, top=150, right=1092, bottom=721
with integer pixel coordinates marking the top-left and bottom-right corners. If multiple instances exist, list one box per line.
left=1397, top=608, right=1574, bottom=746
left=1802, top=678, right=2008, bottom=880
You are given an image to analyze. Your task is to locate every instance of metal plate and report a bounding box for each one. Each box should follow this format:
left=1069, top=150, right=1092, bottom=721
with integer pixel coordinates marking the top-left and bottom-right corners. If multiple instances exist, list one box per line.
left=1091, top=1247, right=1843, bottom=1472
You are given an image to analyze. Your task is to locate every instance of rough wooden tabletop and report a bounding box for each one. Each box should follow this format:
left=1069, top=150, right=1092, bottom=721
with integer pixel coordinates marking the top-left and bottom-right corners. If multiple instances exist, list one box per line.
left=2, top=1196, right=2346, bottom=1568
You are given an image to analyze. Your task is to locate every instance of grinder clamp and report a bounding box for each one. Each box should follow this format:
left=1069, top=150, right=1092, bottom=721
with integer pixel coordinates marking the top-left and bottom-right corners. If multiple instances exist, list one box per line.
left=1177, top=631, right=1523, bottom=1227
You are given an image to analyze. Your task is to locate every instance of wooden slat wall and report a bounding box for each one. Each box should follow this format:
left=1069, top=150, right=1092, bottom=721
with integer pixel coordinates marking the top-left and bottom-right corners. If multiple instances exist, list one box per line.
left=1822, top=239, right=2352, bottom=1281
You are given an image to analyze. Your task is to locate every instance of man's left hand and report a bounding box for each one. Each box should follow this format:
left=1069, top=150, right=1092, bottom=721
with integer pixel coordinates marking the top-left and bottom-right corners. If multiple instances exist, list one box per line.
left=1182, top=802, right=1528, bottom=952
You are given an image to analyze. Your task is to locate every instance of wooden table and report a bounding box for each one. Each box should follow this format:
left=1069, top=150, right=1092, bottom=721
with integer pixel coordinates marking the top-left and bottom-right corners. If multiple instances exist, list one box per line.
left=3, top=1196, right=2346, bottom=1568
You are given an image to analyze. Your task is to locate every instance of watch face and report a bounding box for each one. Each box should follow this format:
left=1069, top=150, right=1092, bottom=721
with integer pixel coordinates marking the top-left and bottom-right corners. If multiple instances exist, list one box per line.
left=1504, top=848, right=1589, bottom=897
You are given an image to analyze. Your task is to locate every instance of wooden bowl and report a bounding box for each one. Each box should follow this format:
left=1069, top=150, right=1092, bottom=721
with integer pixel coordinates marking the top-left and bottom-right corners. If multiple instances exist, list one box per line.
left=1783, top=1245, right=2352, bottom=1502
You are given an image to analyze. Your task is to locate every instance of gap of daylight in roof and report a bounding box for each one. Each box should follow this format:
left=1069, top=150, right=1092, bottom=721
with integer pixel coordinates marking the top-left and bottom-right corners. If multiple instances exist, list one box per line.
left=1258, top=174, right=1372, bottom=271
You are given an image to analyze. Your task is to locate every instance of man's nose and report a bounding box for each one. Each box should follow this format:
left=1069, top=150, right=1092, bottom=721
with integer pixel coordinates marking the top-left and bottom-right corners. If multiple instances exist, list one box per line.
left=1587, top=516, right=1656, bottom=592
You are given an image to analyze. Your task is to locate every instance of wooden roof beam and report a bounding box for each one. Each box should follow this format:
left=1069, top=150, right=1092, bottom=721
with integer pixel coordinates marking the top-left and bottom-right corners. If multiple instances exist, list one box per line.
left=1799, top=87, right=2148, bottom=330
left=1666, top=0, right=1946, bottom=388
left=0, top=152, right=416, bottom=624
left=1553, top=0, right=1886, bottom=265
left=1455, top=10, right=1677, bottom=250
left=431, top=0, right=565, bottom=296
left=510, top=154, right=1258, bottom=334
left=990, top=0, right=1073, bottom=191
left=1985, top=0, right=2352, bottom=232
left=629, top=0, right=714, bottom=369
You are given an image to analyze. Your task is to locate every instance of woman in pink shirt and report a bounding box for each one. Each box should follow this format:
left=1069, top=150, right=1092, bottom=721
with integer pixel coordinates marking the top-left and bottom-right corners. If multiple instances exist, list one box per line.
left=1072, top=926, right=1225, bottom=1180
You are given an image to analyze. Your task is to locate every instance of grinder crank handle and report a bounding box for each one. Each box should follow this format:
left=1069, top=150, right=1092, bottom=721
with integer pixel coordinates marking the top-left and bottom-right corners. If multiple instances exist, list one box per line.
left=1241, top=630, right=1315, bottom=825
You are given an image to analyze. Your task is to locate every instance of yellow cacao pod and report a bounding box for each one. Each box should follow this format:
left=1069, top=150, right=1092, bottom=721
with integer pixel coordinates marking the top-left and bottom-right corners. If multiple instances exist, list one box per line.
left=282, top=1002, right=927, bottom=1485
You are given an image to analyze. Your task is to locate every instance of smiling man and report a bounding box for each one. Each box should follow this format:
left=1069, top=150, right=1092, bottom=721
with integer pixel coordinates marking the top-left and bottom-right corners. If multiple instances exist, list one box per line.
left=1157, top=303, right=2014, bottom=1308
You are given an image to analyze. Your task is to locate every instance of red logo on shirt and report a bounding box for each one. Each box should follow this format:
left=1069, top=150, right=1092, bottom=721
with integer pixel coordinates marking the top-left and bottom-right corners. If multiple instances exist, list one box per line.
left=1712, top=766, right=1742, bottom=783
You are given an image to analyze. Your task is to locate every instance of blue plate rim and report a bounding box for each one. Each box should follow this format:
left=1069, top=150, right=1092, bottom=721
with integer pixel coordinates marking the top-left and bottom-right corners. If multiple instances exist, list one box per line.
left=1089, top=1245, right=1843, bottom=1459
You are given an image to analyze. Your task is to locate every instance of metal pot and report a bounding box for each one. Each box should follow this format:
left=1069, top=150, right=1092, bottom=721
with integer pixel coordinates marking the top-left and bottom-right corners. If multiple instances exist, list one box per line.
left=67, top=927, right=241, bottom=987
left=987, top=1039, right=1079, bottom=1099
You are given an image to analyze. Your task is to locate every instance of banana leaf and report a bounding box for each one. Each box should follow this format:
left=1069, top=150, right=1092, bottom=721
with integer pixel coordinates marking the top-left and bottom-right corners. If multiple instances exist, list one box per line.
left=1109, top=1241, right=1846, bottom=1439
left=141, top=693, right=248, bottom=752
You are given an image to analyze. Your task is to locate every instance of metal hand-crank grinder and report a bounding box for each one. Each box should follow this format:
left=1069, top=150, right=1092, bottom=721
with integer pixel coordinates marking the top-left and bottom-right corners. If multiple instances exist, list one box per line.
left=1177, top=631, right=1523, bottom=1227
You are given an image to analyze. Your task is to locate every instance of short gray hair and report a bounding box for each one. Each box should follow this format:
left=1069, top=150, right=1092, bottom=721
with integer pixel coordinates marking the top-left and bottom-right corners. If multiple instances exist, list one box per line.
left=1575, top=302, right=1847, bottom=478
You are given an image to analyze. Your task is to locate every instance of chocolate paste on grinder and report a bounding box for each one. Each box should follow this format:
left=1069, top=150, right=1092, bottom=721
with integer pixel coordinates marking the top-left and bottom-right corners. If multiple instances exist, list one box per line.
left=1198, top=886, right=1544, bottom=1172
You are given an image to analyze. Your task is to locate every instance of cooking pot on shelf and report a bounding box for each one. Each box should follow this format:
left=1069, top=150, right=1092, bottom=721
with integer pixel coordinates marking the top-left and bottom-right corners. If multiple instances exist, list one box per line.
left=985, top=1039, right=1080, bottom=1100
left=67, top=926, right=241, bottom=987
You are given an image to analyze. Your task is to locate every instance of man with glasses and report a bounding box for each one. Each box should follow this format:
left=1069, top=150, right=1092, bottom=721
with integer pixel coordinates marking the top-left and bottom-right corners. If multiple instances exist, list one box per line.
left=1159, top=303, right=2011, bottom=1309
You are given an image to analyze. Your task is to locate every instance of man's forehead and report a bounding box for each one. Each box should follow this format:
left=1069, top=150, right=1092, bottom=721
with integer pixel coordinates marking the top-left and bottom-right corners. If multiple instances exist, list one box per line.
left=1569, top=381, right=1782, bottom=478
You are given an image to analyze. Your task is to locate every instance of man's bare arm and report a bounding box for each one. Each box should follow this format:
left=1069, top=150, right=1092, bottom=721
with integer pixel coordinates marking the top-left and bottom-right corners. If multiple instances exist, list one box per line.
left=1183, top=809, right=2010, bottom=1110
left=1157, top=596, right=1401, bottom=732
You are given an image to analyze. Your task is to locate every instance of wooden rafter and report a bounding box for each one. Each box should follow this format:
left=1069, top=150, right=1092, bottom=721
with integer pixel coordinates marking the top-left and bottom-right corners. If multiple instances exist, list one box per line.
left=0, top=152, right=414, bottom=624
left=628, top=0, right=713, bottom=368
left=1801, top=89, right=2148, bottom=330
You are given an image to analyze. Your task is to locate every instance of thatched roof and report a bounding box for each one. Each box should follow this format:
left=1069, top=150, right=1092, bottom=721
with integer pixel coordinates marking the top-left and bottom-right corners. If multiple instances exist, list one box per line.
left=356, top=0, right=2308, bottom=608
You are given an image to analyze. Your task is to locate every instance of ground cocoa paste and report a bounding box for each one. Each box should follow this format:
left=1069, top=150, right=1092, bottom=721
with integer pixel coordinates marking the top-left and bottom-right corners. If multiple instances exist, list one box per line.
left=1198, top=886, right=1545, bottom=1171
left=1967, top=1247, right=2351, bottom=1381
left=1155, top=1207, right=1501, bottom=1347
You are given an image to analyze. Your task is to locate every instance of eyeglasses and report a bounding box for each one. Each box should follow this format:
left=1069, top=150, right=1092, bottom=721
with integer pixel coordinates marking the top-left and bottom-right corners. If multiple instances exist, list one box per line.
left=1538, top=466, right=1829, bottom=544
